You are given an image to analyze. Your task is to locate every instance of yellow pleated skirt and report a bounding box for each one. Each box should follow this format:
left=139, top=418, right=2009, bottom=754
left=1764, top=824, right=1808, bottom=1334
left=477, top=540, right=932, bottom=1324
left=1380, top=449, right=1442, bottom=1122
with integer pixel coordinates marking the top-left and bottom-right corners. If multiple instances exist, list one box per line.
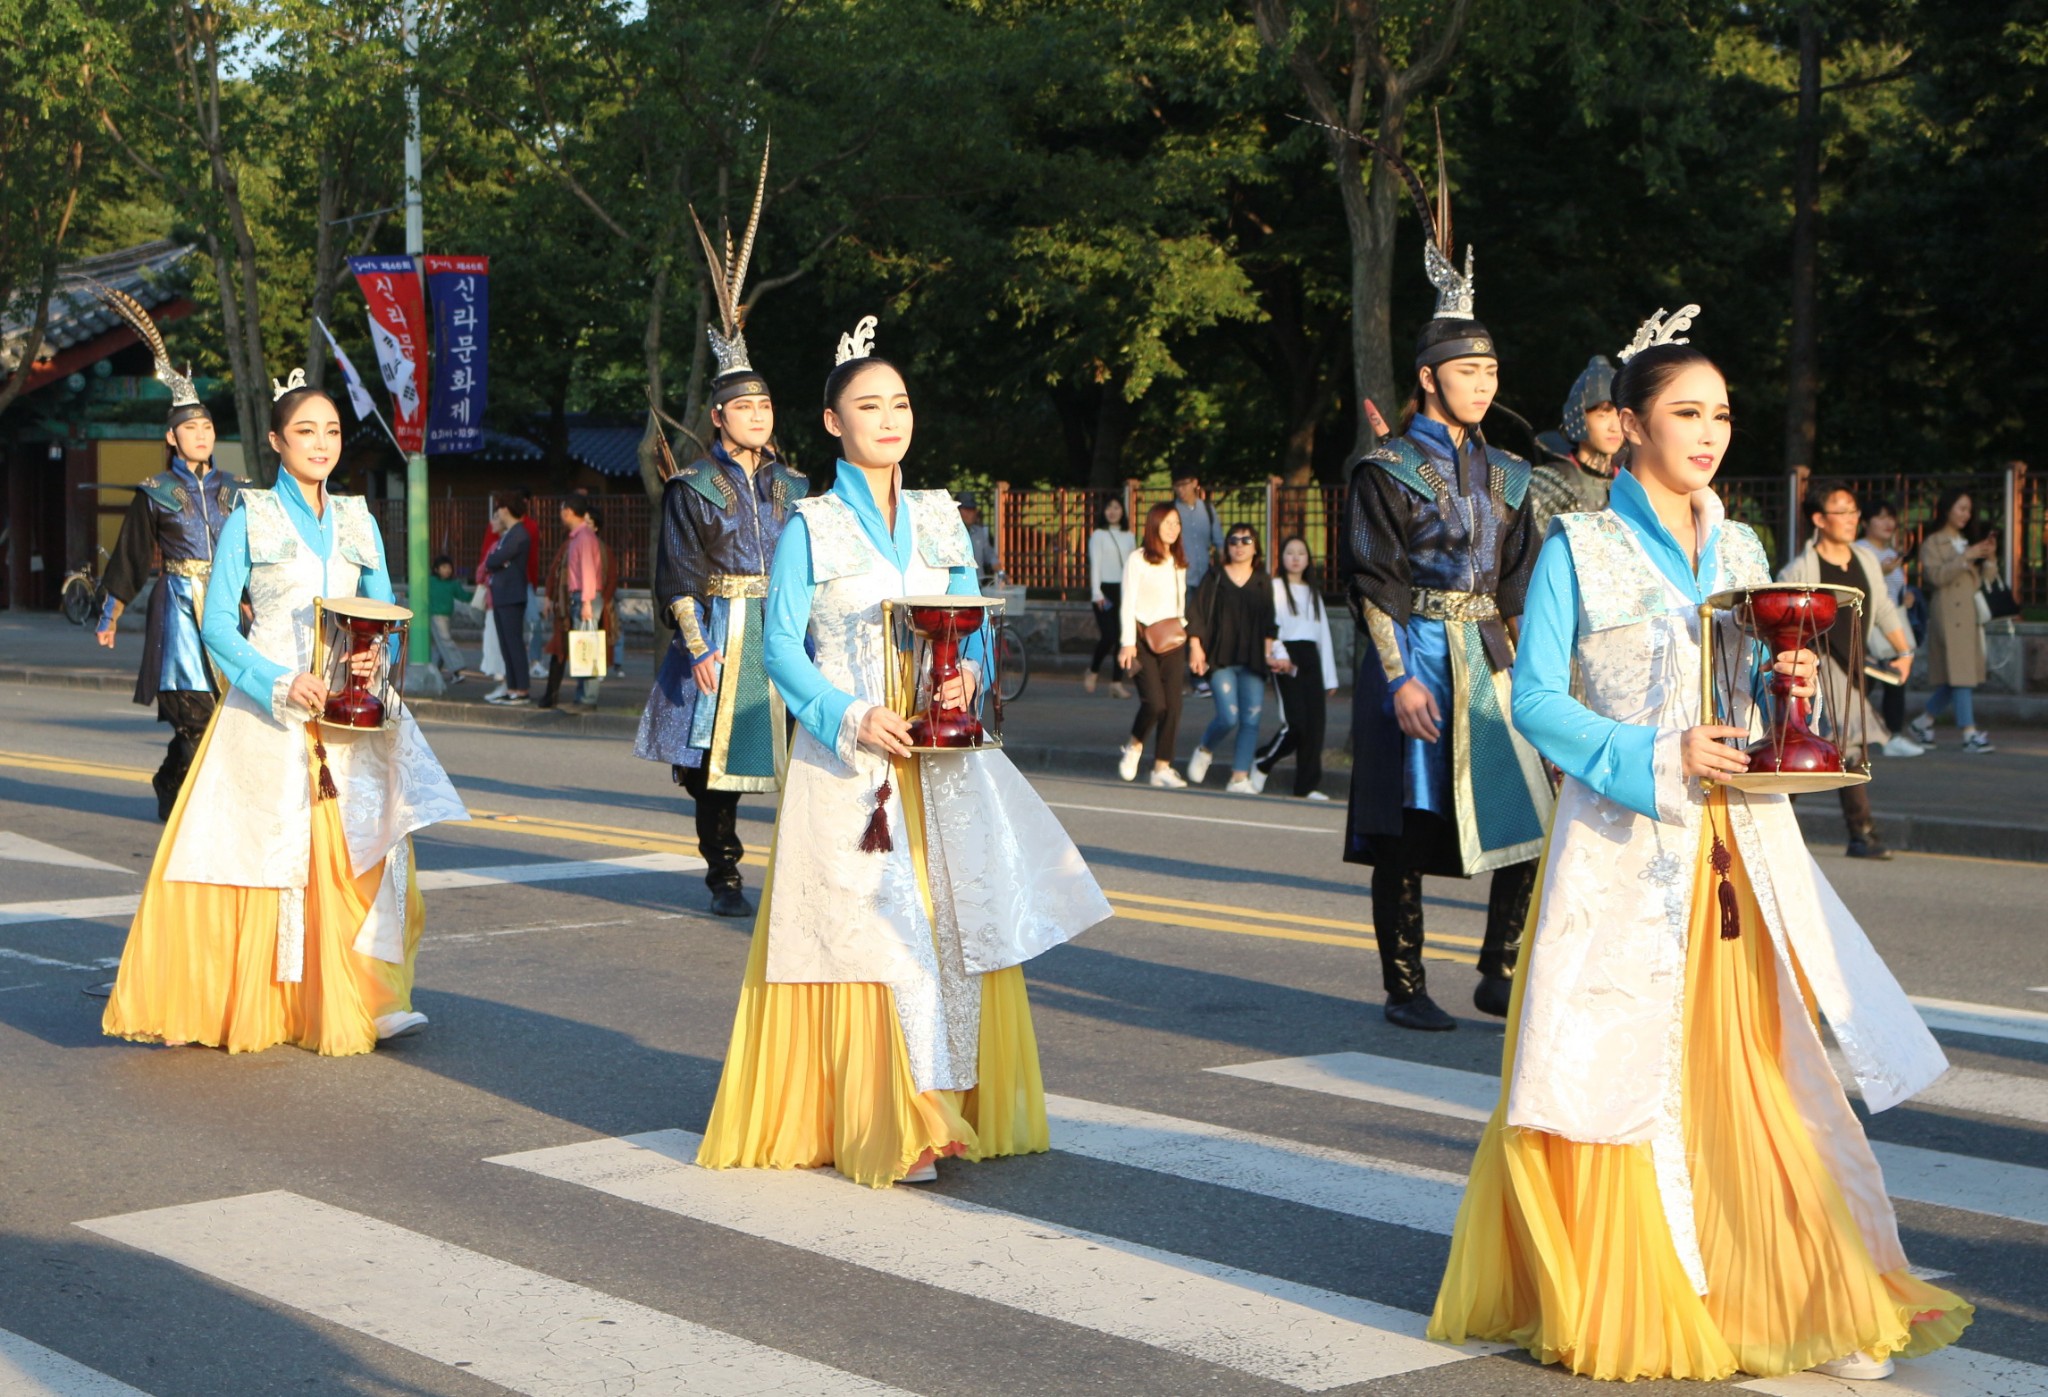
left=1429, top=795, right=1971, bottom=1380
left=102, top=717, right=424, bottom=1058
left=696, top=758, right=1051, bottom=1187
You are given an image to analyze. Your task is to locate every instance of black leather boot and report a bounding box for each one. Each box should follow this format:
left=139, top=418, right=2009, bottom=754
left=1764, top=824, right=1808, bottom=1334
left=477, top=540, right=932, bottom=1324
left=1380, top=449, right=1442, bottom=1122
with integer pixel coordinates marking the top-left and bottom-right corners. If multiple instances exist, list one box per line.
left=709, top=885, right=755, bottom=918
left=1373, top=865, right=1455, bottom=1031
left=1846, top=824, right=1891, bottom=860
left=1841, top=784, right=1891, bottom=859
left=1474, top=860, right=1537, bottom=1018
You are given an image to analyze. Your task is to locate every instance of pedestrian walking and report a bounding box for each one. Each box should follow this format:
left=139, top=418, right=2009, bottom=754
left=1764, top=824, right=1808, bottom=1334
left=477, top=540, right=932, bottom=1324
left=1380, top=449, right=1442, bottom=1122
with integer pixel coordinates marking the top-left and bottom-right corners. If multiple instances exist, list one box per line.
left=1172, top=468, right=1220, bottom=697
left=1116, top=503, right=1190, bottom=787
left=427, top=554, right=465, bottom=682
left=1255, top=536, right=1339, bottom=799
left=1778, top=481, right=1920, bottom=859
left=540, top=492, right=615, bottom=710
left=1187, top=524, right=1281, bottom=794
left=1907, top=487, right=2000, bottom=753
left=483, top=499, right=533, bottom=705
left=1859, top=500, right=1920, bottom=747
left=957, top=492, right=999, bottom=584
left=1085, top=496, right=1135, bottom=697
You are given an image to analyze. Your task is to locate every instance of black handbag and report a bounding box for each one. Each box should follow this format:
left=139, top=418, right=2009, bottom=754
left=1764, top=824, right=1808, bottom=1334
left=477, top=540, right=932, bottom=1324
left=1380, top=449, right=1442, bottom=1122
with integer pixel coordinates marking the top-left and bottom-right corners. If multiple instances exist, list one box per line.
left=1981, top=579, right=2022, bottom=620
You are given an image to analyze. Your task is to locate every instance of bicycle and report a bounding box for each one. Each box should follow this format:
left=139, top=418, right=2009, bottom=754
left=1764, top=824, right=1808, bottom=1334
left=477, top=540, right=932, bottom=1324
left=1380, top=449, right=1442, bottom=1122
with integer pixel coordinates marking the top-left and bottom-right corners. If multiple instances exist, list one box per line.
left=60, top=547, right=108, bottom=627
left=991, top=612, right=1029, bottom=704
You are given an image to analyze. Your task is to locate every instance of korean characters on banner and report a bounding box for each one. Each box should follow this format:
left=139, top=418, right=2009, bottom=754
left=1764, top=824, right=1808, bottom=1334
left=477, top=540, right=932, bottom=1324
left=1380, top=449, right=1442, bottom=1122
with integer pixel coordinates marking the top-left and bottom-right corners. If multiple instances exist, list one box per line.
left=424, top=255, right=489, bottom=454
left=348, top=254, right=430, bottom=454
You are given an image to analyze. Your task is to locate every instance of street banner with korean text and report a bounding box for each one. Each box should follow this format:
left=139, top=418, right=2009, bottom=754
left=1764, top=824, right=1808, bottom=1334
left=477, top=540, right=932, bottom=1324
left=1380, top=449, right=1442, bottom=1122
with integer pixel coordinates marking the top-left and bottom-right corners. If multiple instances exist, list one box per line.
left=348, top=254, right=429, bottom=454
left=424, top=255, right=489, bottom=454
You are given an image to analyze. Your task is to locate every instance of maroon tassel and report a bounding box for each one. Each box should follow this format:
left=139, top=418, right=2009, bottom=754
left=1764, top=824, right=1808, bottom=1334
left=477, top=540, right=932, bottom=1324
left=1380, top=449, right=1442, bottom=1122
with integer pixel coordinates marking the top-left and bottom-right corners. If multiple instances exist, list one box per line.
left=1710, top=832, right=1739, bottom=939
left=858, top=775, right=894, bottom=854
left=310, top=725, right=338, bottom=801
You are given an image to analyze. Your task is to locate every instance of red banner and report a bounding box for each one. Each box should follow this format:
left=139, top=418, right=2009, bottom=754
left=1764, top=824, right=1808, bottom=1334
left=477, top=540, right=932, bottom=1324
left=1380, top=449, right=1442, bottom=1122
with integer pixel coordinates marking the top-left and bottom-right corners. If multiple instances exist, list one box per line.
left=349, top=255, right=430, bottom=454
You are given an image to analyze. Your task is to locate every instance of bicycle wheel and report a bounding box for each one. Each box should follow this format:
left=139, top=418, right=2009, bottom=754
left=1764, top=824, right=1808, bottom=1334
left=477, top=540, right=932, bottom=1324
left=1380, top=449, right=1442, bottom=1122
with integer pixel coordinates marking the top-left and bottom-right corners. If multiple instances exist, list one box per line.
left=61, top=577, right=94, bottom=626
left=995, top=624, right=1029, bottom=703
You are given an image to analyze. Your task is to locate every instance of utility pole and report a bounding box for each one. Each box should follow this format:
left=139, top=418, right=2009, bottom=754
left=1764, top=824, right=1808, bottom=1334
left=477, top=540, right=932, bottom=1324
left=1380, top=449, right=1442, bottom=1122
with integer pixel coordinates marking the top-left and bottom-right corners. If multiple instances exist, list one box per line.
left=1782, top=2, right=1822, bottom=481
left=401, top=0, right=438, bottom=690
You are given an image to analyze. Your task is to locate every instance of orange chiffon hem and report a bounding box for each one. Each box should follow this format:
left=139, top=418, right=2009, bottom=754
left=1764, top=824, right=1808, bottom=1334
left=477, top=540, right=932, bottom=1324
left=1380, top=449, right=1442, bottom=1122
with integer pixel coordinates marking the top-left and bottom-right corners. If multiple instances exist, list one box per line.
left=101, top=719, right=423, bottom=1057
left=1429, top=799, right=1971, bottom=1380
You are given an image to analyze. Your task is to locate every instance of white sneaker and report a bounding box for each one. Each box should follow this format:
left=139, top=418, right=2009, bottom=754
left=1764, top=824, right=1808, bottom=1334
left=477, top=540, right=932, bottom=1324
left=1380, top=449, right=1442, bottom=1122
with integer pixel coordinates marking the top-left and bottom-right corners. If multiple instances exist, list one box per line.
left=1305, top=790, right=1331, bottom=802
left=1248, top=770, right=1268, bottom=794
left=1149, top=765, right=1187, bottom=788
left=1880, top=734, right=1926, bottom=758
left=1961, top=729, right=1996, bottom=753
left=483, top=683, right=508, bottom=701
left=1810, top=1350, right=1895, bottom=1381
left=1906, top=714, right=1937, bottom=746
left=1225, top=776, right=1256, bottom=794
left=1117, top=741, right=1142, bottom=782
left=374, top=1011, right=429, bottom=1041
left=1187, top=747, right=1214, bottom=783
left=901, top=1160, right=938, bottom=1183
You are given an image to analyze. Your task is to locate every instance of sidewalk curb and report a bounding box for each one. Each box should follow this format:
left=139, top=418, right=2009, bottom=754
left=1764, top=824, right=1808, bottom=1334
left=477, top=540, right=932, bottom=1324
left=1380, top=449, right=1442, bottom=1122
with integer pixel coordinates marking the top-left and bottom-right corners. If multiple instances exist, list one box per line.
left=7, top=665, right=2043, bottom=862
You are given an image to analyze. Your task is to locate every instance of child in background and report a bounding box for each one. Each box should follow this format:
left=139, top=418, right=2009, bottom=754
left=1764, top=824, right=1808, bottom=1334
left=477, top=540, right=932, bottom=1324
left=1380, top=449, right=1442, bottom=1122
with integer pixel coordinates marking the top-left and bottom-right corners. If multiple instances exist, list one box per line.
left=428, top=555, right=465, bottom=682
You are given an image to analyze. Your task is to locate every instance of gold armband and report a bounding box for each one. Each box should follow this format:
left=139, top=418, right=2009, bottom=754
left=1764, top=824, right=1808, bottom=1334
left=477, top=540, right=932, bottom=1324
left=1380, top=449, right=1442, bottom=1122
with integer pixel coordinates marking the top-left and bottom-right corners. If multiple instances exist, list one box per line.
left=1361, top=599, right=1406, bottom=685
left=672, top=597, right=710, bottom=659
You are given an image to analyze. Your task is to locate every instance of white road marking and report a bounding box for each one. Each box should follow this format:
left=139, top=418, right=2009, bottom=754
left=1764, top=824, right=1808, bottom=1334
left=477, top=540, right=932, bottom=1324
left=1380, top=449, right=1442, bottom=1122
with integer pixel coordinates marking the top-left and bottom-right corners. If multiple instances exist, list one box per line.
left=1046, top=1094, right=1466, bottom=1234
left=1829, top=1052, right=2048, bottom=1127
left=433, top=912, right=688, bottom=946
left=0, top=852, right=707, bottom=929
left=0, top=947, right=117, bottom=972
left=490, top=1129, right=1498, bottom=1392
left=80, top=1191, right=919, bottom=1397
left=1911, top=996, right=2048, bottom=1048
left=0, top=1327, right=152, bottom=1396
left=1214, top=1052, right=2048, bottom=1228
left=0, top=832, right=133, bottom=875
left=1043, top=801, right=1340, bottom=834
left=1739, top=1343, right=2048, bottom=1395
left=1209, top=1052, right=1495, bottom=1123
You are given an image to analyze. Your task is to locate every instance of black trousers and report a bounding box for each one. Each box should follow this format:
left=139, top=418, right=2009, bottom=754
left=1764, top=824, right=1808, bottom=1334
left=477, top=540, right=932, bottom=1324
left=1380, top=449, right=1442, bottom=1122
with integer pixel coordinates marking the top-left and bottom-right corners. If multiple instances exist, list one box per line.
left=1255, top=640, right=1326, bottom=796
left=1129, top=642, right=1186, bottom=762
left=1368, top=810, right=1536, bottom=1001
left=675, top=760, right=744, bottom=893
left=153, top=690, right=215, bottom=822
left=1869, top=675, right=1906, bottom=737
left=1090, top=584, right=1122, bottom=674
left=492, top=601, right=529, bottom=693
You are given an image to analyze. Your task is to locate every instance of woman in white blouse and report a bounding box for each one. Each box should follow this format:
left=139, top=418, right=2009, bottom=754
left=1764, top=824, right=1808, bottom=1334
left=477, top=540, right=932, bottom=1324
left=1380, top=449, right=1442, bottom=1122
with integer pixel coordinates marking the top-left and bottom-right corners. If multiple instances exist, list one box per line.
left=1085, top=497, right=1136, bottom=698
left=1115, top=503, right=1191, bottom=786
left=1254, top=536, right=1339, bottom=798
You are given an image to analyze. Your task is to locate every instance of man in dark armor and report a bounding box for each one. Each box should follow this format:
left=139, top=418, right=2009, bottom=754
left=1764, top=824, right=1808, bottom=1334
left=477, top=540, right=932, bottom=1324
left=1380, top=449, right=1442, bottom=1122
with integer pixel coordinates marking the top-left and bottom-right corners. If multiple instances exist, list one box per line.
left=92, top=286, right=240, bottom=821
left=1528, top=354, right=1623, bottom=537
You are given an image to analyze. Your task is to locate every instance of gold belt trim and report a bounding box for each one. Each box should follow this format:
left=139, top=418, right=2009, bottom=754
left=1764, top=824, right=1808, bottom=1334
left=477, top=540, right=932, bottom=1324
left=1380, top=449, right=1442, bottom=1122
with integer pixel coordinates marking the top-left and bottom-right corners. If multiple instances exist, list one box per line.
left=1411, top=587, right=1498, bottom=622
left=163, top=559, right=213, bottom=579
left=706, top=573, right=770, bottom=599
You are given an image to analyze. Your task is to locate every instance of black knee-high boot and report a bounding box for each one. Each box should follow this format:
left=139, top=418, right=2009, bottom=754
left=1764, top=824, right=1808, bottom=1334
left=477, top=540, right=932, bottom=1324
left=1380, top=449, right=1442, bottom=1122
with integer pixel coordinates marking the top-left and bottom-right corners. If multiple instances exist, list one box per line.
left=1473, top=859, right=1537, bottom=1017
left=1371, top=858, right=1453, bottom=1031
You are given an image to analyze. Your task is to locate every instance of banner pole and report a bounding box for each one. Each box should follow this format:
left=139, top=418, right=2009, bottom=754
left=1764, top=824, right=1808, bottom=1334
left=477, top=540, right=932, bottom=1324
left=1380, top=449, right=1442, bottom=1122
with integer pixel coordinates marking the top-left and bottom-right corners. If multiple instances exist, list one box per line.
left=401, top=0, right=436, bottom=687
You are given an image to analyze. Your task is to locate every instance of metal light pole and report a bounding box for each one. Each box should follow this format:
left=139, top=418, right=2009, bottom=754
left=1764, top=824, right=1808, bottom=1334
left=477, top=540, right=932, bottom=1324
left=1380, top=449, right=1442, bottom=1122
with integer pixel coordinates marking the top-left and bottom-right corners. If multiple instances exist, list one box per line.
left=400, top=0, right=438, bottom=690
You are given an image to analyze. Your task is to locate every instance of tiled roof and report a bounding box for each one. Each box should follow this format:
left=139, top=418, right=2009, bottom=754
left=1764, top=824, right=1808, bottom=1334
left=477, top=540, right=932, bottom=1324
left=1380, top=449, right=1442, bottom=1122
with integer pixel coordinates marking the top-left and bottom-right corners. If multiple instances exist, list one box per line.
left=0, top=240, right=196, bottom=372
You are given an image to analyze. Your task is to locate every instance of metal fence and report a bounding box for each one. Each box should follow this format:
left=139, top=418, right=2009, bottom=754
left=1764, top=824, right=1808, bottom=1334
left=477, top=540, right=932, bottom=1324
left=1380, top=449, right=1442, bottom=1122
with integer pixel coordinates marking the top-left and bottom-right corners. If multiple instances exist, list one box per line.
left=371, top=492, right=658, bottom=591
left=989, top=462, right=2038, bottom=606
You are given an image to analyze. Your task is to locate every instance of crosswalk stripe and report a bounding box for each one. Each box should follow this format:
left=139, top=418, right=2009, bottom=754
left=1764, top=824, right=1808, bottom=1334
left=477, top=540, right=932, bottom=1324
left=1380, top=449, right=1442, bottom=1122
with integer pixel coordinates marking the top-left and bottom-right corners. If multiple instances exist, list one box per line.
left=1737, top=1343, right=2048, bottom=1395
left=79, top=1190, right=919, bottom=1397
left=0, top=852, right=706, bottom=929
left=1045, top=1094, right=1467, bottom=1234
left=1211, top=1052, right=2048, bottom=1228
left=0, top=1328, right=151, bottom=1396
left=1828, top=1053, right=2048, bottom=1127
left=1910, top=996, right=2048, bottom=1048
left=489, top=1129, right=1499, bottom=1392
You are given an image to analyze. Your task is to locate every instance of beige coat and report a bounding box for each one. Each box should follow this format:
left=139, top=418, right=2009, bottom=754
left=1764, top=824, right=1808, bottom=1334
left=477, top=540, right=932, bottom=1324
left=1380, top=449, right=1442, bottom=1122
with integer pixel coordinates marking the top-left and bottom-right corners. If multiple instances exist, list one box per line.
left=1919, top=526, right=1996, bottom=688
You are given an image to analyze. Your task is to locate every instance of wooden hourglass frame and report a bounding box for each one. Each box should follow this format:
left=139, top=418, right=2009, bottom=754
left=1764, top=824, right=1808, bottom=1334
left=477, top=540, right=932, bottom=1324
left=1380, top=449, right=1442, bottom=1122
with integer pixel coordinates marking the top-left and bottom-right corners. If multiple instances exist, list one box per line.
left=1698, top=582, right=1871, bottom=794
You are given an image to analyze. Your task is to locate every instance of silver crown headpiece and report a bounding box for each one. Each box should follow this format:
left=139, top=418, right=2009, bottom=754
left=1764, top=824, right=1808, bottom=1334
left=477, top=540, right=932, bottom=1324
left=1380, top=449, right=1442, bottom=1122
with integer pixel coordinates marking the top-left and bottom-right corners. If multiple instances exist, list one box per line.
left=1617, top=304, right=1700, bottom=363
left=270, top=366, right=308, bottom=400
left=691, top=137, right=771, bottom=379
left=835, top=314, right=877, bottom=366
left=85, top=278, right=201, bottom=408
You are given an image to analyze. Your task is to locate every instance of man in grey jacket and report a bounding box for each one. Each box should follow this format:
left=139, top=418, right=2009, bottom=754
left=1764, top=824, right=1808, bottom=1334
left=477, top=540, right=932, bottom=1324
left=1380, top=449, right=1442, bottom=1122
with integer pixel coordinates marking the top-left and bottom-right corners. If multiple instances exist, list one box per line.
left=1778, top=480, right=1922, bottom=858
left=484, top=500, right=533, bottom=705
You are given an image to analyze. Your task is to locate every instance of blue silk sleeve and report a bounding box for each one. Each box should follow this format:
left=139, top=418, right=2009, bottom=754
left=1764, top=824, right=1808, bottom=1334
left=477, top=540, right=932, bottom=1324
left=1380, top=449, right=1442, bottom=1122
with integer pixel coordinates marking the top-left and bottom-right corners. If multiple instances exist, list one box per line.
left=1510, top=529, right=1663, bottom=820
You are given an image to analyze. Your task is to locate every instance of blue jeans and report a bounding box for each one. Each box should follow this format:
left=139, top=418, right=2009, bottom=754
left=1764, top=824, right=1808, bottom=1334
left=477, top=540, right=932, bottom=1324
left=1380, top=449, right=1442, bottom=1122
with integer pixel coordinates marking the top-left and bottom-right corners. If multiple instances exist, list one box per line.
left=1200, top=665, right=1265, bottom=773
left=1923, top=684, right=1975, bottom=730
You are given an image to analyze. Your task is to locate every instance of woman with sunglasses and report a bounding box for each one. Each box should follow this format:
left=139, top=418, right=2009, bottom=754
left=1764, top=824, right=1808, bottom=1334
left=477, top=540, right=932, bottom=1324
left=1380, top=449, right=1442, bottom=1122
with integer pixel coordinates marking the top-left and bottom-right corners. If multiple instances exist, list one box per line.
left=1187, top=524, right=1284, bottom=793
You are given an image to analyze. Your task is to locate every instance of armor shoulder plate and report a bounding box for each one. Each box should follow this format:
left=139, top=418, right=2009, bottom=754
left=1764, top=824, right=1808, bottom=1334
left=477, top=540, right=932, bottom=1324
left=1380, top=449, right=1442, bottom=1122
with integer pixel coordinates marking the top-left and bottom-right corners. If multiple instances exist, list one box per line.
left=1486, top=445, right=1532, bottom=510
left=677, top=457, right=736, bottom=511
left=136, top=472, right=188, bottom=514
left=769, top=460, right=809, bottom=513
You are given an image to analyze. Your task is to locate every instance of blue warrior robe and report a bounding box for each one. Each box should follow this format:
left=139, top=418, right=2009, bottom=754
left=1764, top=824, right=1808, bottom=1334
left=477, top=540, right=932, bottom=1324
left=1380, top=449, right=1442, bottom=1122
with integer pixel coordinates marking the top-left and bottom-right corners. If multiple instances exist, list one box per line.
left=635, top=443, right=809, bottom=791
left=1341, top=417, right=1553, bottom=877
left=98, top=457, right=241, bottom=706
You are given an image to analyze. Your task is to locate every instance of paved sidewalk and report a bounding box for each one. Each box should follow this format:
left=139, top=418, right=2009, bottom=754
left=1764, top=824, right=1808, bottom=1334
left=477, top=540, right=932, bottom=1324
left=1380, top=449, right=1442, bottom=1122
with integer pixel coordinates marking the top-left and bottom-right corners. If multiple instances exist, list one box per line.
left=6, top=608, right=2046, bottom=861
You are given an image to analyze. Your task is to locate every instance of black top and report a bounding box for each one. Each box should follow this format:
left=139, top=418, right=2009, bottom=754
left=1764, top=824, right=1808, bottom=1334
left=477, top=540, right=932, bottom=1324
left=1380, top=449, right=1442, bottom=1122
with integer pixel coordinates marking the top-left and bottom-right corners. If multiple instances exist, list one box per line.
left=1188, top=567, right=1278, bottom=674
left=1815, top=551, right=1860, bottom=664
left=485, top=524, right=531, bottom=606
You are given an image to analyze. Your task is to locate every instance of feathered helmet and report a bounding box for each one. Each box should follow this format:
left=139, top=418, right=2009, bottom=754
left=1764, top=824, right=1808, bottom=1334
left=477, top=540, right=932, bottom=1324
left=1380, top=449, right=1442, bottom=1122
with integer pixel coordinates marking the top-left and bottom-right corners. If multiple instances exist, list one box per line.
left=1297, top=113, right=1493, bottom=369
left=86, top=279, right=211, bottom=429
left=691, top=139, right=773, bottom=411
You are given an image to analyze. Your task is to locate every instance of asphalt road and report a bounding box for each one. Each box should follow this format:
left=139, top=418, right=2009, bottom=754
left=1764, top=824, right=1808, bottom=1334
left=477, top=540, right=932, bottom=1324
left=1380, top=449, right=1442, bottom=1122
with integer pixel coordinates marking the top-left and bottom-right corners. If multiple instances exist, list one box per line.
left=1, top=679, right=2045, bottom=1397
